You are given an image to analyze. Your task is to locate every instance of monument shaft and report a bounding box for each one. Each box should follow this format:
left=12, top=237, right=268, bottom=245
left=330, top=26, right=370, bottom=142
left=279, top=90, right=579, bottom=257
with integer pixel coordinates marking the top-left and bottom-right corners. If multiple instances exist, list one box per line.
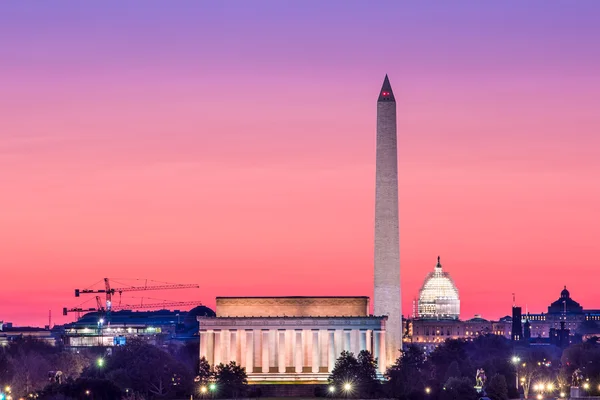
left=374, top=75, right=401, bottom=366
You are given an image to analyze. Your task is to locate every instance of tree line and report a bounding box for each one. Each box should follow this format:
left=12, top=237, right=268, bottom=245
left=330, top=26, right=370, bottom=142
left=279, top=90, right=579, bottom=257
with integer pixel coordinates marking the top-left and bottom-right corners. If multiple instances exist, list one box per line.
left=2, top=334, right=600, bottom=399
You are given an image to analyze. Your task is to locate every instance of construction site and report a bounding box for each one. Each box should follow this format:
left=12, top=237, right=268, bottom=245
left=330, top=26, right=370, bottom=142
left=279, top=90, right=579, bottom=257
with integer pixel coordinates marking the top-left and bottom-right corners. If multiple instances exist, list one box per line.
left=0, top=277, right=214, bottom=349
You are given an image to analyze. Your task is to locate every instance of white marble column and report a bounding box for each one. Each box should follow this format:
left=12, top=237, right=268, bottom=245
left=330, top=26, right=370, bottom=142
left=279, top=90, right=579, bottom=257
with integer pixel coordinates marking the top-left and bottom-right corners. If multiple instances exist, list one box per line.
left=286, top=330, right=294, bottom=372
left=222, top=330, right=230, bottom=363
left=359, top=330, right=367, bottom=352
left=366, top=330, right=372, bottom=353
left=214, top=330, right=222, bottom=366
left=295, top=330, right=303, bottom=373
left=374, top=330, right=386, bottom=374
left=245, top=330, right=254, bottom=373
left=334, top=329, right=343, bottom=358
left=351, top=329, right=359, bottom=354
left=253, top=329, right=262, bottom=372
left=199, top=331, right=208, bottom=361
left=206, top=330, right=215, bottom=367
left=262, top=330, right=270, bottom=373
left=278, top=330, right=286, bottom=373
left=269, top=330, right=277, bottom=373
left=343, top=330, right=351, bottom=352
left=304, top=330, right=312, bottom=370
left=312, top=330, right=320, bottom=373
left=229, top=330, right=237, bottom=364
left=328, top=330, right=336, bottom=372
left=320, top=330, right=328, bottom=370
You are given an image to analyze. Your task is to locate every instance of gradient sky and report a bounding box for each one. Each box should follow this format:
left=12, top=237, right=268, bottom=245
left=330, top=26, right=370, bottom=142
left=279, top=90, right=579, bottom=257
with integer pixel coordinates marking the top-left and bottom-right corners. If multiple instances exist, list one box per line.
left=1, top=1, right=599, bottom=327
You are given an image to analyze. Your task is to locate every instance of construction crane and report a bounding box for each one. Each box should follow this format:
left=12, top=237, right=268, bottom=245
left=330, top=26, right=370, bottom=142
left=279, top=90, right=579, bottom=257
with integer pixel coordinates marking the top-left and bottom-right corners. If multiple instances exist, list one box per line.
left=66, top=278, right=200, bottom=322
left=63, top=299, right=202, bottom=316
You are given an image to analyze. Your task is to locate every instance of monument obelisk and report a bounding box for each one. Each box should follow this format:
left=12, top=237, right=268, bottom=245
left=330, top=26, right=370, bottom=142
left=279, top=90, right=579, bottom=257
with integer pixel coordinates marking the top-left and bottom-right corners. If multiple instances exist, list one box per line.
left=374, top=75, right=401, bottom=367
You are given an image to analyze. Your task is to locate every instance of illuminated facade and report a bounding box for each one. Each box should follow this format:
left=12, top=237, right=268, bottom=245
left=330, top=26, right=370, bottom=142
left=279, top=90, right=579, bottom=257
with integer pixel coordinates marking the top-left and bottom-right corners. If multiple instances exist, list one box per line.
left=417, top=257, right=460, bottom=320
left=522, top=286, right=600, bottom=341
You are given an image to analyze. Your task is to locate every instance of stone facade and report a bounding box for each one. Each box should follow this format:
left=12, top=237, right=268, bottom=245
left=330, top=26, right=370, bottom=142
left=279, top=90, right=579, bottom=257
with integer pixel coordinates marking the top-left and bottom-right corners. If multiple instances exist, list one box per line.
left=216, top=296, right=369, bottom=318
left=374, top=75, right=402, bottom=365
left=198, top=315, right=387, bottom=383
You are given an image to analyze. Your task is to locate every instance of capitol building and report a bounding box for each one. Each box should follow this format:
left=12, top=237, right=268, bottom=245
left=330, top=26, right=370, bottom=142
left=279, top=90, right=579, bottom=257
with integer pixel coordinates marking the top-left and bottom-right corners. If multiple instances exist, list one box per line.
left=416, top=257, right=460, bottom=320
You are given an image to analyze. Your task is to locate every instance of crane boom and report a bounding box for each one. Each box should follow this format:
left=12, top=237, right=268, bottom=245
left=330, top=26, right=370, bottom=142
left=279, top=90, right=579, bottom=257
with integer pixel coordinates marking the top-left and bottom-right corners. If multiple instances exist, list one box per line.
left=75, top=281, right=199, bottom=296
left=113, top=301, right=202, bottom=310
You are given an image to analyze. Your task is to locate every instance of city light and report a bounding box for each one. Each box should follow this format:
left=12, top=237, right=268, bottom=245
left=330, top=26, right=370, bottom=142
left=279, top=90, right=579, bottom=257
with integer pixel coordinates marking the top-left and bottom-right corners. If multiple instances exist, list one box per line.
left=98, top=318, right=104, bottom=325
left=547, top=383, right=554, bottom=391
left=209, top=383, right=216, bottom=391
left=96, top=357, right=104, bottom=367
left=328, top=386, right=335, bottom=393
left=583, top=382, right=590, bottom=390
left=425, top=387, right=431, bottom=394
left=560, top=393, right=566, bottom=398
left=343, top=383, right=352, bottom=391
left=511, top=356, right=520, bottom=363
left=536, top=395, right=542, bottom=400
left=200, top=386, right=207, bottom=394
left=4, top=388, right=9, bottom=393
left=84, top=390, right=90, bottom=396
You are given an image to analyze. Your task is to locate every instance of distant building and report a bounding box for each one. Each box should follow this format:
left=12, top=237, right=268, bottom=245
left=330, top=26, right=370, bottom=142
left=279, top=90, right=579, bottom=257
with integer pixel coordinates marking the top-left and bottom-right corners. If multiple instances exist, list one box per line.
left=512, top=306, right=523, bottom=341
left=61, top=306, right=214, bottom=349
left=521, top=286, right=600, bottom=342
left=0, top=321, right=57, bottom=346
left=417, top=257, right=460, bottom=320
left=407, top=315, right=512, bottom=353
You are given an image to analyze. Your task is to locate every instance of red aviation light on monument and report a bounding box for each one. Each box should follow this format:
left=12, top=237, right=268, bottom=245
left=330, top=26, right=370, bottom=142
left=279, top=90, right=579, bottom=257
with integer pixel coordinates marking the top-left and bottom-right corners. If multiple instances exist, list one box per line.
left=377, top=75, right=395, bottom=102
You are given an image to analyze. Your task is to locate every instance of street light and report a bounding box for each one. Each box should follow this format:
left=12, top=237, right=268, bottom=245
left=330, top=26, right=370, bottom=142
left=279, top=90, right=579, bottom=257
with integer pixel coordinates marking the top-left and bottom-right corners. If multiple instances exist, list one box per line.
left=200, top=386, right=207, bottom=394
left=328, top=386, right=335, bottom=393
left=583, top=382, right=590, bottom=390
left=343, top=383, right=352, bottom=392
left=425, top=387, right=431, bottom=395
left=209, top=383, right=216, bottom=392
left=511, top=356, right=521, bottom=389
left=96, top=357, right=104, bottom=368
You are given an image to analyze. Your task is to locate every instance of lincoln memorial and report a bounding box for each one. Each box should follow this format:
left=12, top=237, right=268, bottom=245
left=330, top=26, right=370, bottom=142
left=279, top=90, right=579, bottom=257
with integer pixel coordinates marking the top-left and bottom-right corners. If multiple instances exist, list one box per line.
left=198, top=297, right=388, bottom=383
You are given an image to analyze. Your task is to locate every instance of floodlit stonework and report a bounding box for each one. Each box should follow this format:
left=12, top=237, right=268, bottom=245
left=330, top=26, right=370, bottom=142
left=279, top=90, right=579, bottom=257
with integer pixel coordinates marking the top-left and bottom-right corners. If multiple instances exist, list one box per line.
left=198, top=314, right=387, bottom=382
left=374, top=75, right=402, bottom=365
left=216, top=296, right=369, bottom=318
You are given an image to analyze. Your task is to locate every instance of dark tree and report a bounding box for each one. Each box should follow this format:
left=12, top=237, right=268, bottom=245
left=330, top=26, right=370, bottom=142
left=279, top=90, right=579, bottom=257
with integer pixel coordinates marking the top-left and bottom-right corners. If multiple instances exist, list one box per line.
left=196, top=356, right=213, bottom=385
left=428, top=339, right=471, bottom=382
left=329, top=351, right=360, bottom=386
left=385, top=345, right=427, bottom=400
left=440, top=377, right=478, bottom=400
left=328, top=350, right=380, bottom=398
left=85, top=337, right=193, bottom=399
left=214, top=361, right=247, bottom=398
left=443, top=360, right=461, bottom=382
left=486, top=374, right=508, bottom=400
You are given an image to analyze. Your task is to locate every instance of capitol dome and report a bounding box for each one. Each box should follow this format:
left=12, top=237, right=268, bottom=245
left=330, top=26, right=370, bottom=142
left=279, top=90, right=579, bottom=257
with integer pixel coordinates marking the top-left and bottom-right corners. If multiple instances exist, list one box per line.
left=417, top=257, right=460, bottom=320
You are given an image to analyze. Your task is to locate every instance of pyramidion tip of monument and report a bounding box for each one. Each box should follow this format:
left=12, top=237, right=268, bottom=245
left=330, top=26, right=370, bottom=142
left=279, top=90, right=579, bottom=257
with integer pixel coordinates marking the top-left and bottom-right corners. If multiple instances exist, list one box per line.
left=378, top=74, right=395, bottom=102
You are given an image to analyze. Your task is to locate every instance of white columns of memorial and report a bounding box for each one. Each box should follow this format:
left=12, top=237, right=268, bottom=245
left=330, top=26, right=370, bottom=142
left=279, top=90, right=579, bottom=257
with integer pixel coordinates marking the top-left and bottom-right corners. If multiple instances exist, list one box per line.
left=294, top=330, right=303, bottom=373
left=328, top=330, right=336, bottom=372
left=374, top=330, right=386, bottom=374
left=312, top=330, right=320, bottom=373
left=343, top=330, right=351, bottom=352
left=261, top=330, right=269, bottom=373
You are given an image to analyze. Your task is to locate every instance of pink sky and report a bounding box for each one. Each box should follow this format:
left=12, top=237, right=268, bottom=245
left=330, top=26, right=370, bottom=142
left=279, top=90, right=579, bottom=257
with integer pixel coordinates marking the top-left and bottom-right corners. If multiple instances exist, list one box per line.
left=1, top=1, right=599, bottom=326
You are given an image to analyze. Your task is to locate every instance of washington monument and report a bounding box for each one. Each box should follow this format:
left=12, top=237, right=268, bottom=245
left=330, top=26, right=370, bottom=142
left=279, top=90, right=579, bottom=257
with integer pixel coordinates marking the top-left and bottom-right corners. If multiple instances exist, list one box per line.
left=373, top=75, right=401, bottom=366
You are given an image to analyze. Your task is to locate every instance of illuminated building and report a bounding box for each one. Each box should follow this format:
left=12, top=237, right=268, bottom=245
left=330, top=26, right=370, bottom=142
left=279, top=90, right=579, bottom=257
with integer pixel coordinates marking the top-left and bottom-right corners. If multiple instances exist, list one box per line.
left=417, top=257, right=460, bottom=320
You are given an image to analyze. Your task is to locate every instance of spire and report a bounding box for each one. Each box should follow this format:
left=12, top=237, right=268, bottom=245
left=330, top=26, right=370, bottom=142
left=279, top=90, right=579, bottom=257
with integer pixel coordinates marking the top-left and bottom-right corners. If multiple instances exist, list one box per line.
left=436, top=256, right=442, bottom=269
left=378, top=74, right=395, bottom=102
